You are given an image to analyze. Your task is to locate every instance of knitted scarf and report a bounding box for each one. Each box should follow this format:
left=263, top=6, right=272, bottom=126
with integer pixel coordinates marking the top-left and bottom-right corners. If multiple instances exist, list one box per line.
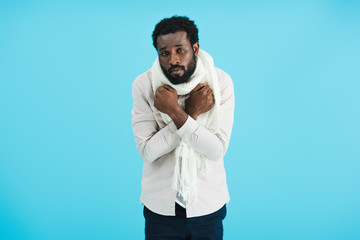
left=151, top=49, right=221, bottom=205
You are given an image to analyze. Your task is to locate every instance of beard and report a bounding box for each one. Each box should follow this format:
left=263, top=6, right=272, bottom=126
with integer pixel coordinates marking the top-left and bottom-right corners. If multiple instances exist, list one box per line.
left=160, top=54, right=196, bottom=85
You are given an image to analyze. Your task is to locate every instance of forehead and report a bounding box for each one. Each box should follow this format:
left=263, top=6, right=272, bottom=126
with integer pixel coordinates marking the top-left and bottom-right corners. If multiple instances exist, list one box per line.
left=157, top=31, right=191, bottom=50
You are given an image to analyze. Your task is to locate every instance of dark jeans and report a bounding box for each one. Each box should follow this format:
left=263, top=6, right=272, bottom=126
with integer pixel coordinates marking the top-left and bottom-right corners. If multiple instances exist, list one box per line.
left=144, top=203, right=226, bottom=240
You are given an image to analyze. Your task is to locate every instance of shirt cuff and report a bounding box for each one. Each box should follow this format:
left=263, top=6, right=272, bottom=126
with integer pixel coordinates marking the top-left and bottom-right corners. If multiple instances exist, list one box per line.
left=176, top=116, right=200, bottom=140
left=167, top=121, right=178, bottom=133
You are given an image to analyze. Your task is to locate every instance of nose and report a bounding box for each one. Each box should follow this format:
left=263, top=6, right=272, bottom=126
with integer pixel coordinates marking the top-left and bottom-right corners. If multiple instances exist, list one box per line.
left=169, top=53, right=180, bottom=65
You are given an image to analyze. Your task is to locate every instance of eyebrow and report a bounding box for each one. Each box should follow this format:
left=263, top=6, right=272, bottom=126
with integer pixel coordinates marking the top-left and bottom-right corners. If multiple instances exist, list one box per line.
left=159, top=44, right=184, bottom=52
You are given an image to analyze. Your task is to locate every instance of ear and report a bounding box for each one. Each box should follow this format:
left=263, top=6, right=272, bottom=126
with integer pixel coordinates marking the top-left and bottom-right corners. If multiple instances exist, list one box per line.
left=193, top=42, right=200, bottom=56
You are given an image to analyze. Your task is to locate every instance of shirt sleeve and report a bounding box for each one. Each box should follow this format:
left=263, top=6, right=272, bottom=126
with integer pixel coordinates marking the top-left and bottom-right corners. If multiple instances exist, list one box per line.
left=131, top=76, right=181, bottom=163
left=176, top=73, right=235, bottom=161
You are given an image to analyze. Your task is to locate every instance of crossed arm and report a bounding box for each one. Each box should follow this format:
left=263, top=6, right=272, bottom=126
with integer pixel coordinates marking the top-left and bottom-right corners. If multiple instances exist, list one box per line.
left=154, top=83, right=214, bottom=129
left=132, top=74, right=234, bottom=163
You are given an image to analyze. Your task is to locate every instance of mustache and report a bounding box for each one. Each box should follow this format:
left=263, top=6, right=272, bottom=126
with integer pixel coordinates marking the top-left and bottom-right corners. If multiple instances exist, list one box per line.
left=168, top=65, right=185, bottom=72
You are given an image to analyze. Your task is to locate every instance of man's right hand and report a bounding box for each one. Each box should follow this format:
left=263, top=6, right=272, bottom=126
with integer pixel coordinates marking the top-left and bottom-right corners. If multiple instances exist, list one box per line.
left=154, top=85, right=179, bottom=116
left=154, top=85, right=188, bottom=129
left=185, top=83, right=215, bottom=120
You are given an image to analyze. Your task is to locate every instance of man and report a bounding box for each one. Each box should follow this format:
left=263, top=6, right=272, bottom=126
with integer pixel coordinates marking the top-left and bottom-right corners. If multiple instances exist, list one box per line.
left=132, top=16, right=235, bottom=240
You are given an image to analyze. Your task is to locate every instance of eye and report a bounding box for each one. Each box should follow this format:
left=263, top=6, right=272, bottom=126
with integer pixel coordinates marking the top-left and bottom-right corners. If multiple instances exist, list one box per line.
left=160, top=51, right=169, bottom=57
left=177, top=48, right=185, bottom=53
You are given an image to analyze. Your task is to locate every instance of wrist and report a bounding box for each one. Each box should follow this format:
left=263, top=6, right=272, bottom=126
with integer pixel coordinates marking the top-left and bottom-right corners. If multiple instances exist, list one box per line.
left=169, top=106, right=188, bottom=129
left=189, top=113, right=198, bottom=120
left=168, top=105, right=183, bottom=119
left=185, top=108, right=198, bottom=120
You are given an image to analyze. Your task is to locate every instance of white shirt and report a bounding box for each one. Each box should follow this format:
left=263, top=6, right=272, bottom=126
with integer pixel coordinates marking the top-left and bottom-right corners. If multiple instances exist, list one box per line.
left=131, top=67, right=235, bottom=218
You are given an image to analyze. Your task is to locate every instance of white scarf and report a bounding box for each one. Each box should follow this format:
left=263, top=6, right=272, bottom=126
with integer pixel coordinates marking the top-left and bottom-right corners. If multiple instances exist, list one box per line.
left=151, top=49, right=221, bottom=205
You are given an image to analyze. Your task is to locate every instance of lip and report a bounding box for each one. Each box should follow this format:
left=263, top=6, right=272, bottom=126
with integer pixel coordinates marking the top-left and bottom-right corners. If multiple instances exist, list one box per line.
left=170, top=67, right=183, bottom=75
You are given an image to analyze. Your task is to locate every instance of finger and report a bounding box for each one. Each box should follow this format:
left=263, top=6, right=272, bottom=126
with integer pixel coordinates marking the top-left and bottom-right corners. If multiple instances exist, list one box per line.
left=154, top=91, right=161, bottom=99
left=192, top=83, right=208, bottom=93
left=163, top=84, right=176, bottom=93
left=200, top=85, right=210, bottom=94
left=204, top=86, right=213, bottom=94
left=163, top=84, right=171, bottom=90
left=157, top=86, right=165, bottom=92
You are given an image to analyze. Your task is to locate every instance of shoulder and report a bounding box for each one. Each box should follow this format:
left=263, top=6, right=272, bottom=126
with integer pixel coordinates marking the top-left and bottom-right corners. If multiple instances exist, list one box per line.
left=215, top=67, right=230, bottom=79
left=132, top=69, right=154, bottom=99
left=133, top=69, right=152, bottom=88
left=215, top=67, right=234, bottom=92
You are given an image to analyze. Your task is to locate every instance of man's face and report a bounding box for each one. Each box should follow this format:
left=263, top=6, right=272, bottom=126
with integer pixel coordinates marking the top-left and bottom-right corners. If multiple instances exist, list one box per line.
left=156, top=31, right=199, bottom=85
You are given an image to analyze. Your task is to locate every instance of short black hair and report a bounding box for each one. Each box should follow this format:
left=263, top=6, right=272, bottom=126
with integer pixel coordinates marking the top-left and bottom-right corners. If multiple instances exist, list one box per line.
left=152, top=16, right=199, bottom=51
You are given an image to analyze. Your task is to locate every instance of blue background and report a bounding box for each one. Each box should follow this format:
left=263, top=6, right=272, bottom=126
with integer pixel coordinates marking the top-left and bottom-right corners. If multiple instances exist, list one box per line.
left=1, top=0, right=359, bottom=239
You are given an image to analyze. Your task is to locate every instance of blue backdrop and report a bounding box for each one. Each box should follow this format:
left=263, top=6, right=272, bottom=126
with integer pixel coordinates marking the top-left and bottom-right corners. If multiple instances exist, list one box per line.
left=1, top=1, right=359, bottom=239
